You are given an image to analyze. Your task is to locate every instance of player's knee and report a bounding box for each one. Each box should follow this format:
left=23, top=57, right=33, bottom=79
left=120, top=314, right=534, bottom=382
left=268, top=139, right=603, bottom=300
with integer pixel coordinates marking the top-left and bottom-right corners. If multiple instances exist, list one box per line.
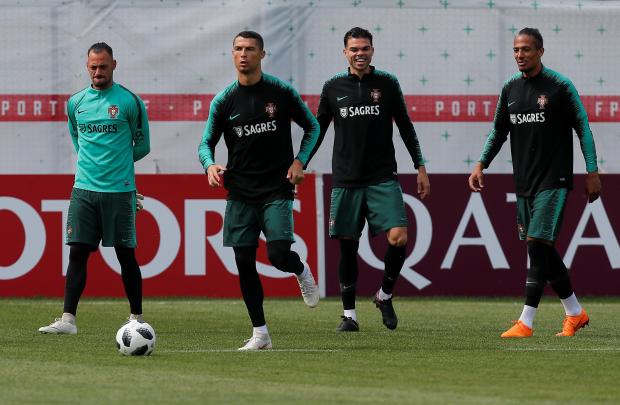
left=68, top=243, right=91, bottom=264
left=388, top=233, right=407, bottom=247
left=266, top=241, right=291, bottom=270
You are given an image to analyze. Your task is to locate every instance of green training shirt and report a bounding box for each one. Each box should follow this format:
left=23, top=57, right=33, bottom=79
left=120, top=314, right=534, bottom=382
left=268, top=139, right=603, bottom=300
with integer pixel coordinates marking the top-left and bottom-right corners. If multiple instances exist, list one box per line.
left=67, top=82, right=150, bottom=192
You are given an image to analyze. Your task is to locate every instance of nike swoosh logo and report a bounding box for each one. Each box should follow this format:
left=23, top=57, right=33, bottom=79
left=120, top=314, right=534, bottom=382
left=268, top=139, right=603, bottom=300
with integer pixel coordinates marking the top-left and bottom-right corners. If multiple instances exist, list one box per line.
left=508, top=101, right=516, bottom=107
left=336, top=96, right=349, bottom=101
left=229, top=113, right=240, bottom=120
left=77, top=109, right=86, bottom=114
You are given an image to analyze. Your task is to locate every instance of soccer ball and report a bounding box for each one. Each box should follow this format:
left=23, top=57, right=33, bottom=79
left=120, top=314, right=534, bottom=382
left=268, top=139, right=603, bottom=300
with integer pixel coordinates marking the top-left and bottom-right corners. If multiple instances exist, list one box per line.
left=115, top=320, right=156, bottom=356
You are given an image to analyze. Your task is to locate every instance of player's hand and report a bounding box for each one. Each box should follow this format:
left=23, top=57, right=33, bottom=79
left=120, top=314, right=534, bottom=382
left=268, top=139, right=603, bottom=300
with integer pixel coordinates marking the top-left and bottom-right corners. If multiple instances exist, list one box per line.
left=136, top=193, right=144, bottom=212
left=468, top=162, right=485, bottom=192
left=416, top=166, right=430, bottom=200
left=287, top=159, right=304, bottom=185
left=207, top=164, right=226, bottom=187
left=585, top=171, right=601, bottom=203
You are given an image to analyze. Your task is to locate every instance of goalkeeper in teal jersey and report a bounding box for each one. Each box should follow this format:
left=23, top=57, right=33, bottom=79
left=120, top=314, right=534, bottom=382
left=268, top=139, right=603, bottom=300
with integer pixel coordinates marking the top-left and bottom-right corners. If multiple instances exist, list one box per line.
left=39, top=42, right=150, bottom=335
left=468, top=28, right=601, bottom=338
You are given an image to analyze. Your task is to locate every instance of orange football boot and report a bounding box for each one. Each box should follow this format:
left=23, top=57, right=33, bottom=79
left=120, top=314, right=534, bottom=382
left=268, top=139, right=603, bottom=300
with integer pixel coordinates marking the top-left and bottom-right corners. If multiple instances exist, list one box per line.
left=501, top=320, right=533, bottom=338
left=556, top=309, right=589, bottom=337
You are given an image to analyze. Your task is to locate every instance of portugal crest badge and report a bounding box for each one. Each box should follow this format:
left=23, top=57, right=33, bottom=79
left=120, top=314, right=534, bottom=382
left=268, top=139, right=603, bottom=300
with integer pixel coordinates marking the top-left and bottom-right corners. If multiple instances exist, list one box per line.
left=265, top=102, right=277, bottom=118
left=370, top=89, right=382, bottom=103
left=537, top=95, right=548, bottom=110
left=339, top=107, right=348, bottom=118
left=108, top=105, right=119, bottom=118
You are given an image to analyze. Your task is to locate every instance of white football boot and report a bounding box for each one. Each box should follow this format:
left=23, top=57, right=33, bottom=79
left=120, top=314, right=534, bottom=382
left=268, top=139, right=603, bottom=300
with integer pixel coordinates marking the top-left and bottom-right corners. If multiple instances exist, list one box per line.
left=38, top=318, right=77, bottom=335
left=296, top=262, right=319, bottom=308
left=238, top=334, right=272, bottom=351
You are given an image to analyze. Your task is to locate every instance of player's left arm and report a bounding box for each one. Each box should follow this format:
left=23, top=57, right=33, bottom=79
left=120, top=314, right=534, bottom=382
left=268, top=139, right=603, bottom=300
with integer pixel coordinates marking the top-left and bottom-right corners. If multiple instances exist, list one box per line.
left=392, top=78, right=430, bottom=199
left=565, top=81, right=601, bottom=202
left=288, top=87, right=320, bottom=185
left=131, top=97, right=151, bottom=162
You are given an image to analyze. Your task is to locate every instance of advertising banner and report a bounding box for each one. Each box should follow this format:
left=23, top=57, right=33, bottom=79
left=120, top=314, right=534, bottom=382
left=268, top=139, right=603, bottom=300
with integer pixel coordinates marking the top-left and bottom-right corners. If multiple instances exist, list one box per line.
left=322, top=174, right=620, bottom=296
left=0, top=174, right=319, bottom=297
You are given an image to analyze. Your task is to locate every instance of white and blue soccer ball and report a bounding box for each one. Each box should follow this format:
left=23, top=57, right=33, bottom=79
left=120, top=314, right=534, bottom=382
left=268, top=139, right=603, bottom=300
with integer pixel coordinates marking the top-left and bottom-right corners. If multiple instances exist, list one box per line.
left=115, top=320, right=156, bottom=356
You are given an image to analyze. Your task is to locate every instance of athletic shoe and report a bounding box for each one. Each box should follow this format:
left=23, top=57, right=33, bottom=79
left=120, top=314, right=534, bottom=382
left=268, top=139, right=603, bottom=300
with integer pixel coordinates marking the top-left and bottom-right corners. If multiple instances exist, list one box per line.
left=556, top=309, right=589, bottom=337
left=373, top=292, right=398, bottom=330
left=335, top=316, right=359, bottom=332
left=38, top=318, right=77, bottom=335
left=296, top=262, right=319, bottom=308
left=238, top=334, right=272, bottom=351
left=500, top=320, right=533, bottom=338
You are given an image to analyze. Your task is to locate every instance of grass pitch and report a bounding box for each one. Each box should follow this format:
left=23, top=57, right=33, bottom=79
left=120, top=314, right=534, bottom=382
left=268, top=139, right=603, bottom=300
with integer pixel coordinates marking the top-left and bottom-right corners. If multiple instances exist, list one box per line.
left=1, top=297, right=619, bottom=404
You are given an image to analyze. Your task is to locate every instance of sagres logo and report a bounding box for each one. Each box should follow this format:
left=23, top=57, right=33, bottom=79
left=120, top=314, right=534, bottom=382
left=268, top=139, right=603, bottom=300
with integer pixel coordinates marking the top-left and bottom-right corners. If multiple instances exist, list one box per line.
left=370, top=89, right=382, bottom=103
left=265, top=102, right=277, bottom=118
left=233, top=126, right=243, bottom=137
left=537, top=94, right=548, bottom=110
left=339, top=107, right=348, bottom=118
left=108, top=105, right=119, bottom=119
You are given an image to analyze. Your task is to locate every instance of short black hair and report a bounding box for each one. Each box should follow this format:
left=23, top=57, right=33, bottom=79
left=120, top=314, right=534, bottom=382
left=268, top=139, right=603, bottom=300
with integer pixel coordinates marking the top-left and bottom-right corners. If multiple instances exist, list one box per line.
left=87, top=42, right=113, bottom=57
left=234, top=30, right=264, bottom=50
left=344, top=27, right=373, bottom=47
left=518, top=27, right=543, bottom=49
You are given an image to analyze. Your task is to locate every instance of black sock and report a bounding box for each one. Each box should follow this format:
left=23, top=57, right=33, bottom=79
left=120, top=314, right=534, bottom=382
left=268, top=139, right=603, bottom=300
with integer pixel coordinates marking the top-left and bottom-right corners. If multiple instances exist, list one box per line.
left=266, top=240, right=303, bottom=275
left=63, top=244, right=91, bottom=315
left=547, top=248, right=574, bottom=299
left=525, top=241, right=551, bottom=308
left=339, top=239, right=359, bottom=310
left=234, top=246, right=265, bottom=327
left=382, top=244, right=406, bottom=295
left=115, top=247, right=143, bottom=315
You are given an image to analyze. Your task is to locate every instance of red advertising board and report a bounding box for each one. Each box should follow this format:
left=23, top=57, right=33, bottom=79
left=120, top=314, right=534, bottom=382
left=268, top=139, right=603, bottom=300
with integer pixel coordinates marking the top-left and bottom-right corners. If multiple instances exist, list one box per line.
left=322, top=174, right=620, bottom=296
left=0, top=174, right=319, bottom=297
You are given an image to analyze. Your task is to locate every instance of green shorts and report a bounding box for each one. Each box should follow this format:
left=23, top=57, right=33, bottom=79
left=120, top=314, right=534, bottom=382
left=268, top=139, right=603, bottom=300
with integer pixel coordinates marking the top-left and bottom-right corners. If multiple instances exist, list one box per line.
left=516, top=188, right=568, bottom=242
left=223, top=199, right=295, bottom=247
left=329, top=179, right=408, bottom=239
left=66, top=188, right=137, bottom=248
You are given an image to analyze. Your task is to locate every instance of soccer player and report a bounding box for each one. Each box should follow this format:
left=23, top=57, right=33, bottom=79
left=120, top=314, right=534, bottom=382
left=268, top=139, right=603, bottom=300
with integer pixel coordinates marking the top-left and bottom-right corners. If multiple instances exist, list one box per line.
left=468, top=28, right=601, bottom=338
left=311, top=27, right=430, bottom=332
left=198, top=31, right=320, bottom=350
left=39, top=42, right=150, bottom=335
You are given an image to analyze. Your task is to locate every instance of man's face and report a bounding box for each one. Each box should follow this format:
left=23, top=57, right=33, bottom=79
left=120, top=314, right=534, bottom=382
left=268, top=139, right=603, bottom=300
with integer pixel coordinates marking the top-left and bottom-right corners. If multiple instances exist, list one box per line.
left=513, top=34, right=543, bottom=75
left=344, top=37, right=374, bottom=74
left=232, top=36, right=265, bottom=74
left=87, top=50, right=116, bottom=90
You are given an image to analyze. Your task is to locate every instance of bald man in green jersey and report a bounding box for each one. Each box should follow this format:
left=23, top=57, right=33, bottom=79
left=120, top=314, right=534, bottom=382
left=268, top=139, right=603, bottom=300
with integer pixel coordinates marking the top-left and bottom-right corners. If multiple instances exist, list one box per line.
left=39, top=43, right=150, bottom=335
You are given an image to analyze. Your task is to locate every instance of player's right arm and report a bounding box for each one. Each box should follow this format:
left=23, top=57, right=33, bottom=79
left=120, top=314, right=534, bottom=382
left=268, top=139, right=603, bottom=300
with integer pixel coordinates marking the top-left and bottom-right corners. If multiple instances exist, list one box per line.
left=198, top=97, right=226, bottom=187
left=469, top=84, right=511, bottom=192
left=67, top=97, right=79, bottom=154
left=305, top=81, right=334, bottom=166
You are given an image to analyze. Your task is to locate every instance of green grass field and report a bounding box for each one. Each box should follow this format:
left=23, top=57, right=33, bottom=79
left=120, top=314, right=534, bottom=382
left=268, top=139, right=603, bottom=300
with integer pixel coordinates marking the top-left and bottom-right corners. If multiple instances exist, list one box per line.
left=1, top=297, right=619, bottom=404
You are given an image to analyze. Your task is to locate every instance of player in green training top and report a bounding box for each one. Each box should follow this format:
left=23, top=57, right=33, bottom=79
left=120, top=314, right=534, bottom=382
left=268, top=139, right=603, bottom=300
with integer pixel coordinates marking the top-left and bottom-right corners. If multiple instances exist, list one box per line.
left=39, top=42, right=150, bottom=335
left=311, top=27, right=430, bottom=332
left=198, top=31, right=320, bottom=351
left=468, top=28, right=601, bottom=338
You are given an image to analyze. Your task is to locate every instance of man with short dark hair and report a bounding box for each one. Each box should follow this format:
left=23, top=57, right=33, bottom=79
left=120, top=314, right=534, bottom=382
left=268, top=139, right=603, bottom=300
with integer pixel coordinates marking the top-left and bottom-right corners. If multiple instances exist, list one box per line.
left=311, top=27, right=430, bottom=332
left=199, top=31, right=320, bottom=350
left=39, top=42, right=150, bottom=334
left=469, top=28, right=601, bottom=338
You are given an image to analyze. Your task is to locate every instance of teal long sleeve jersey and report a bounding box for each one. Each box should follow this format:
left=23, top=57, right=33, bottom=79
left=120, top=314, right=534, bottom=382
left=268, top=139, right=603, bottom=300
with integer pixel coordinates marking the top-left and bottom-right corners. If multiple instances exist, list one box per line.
left=198, top=73, right=320, bottom=203
left=480, top=66, right=597, bottom=197
left=67, top=82, right=150, bottom=192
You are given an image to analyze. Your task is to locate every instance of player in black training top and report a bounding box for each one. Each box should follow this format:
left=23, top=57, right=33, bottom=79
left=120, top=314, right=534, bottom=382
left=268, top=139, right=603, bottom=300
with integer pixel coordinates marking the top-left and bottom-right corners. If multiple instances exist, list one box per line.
left=311, top=27, right=430, bottom=332
left=469, top=28, right=601, bottom=338
left=198, top=31, right=320, bottom=351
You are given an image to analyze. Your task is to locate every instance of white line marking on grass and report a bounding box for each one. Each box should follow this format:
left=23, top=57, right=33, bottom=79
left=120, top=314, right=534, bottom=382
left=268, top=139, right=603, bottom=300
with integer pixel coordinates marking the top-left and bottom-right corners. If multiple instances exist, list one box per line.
left=160, top=349, right=341, bottom=353
left=504, top=348, right=620, bottom=352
